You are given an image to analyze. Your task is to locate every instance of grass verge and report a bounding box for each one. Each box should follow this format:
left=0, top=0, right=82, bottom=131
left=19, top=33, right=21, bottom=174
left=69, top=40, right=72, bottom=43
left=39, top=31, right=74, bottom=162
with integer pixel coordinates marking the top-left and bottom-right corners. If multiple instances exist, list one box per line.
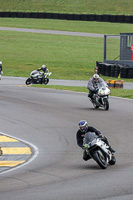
left=1, top=18, right=133, bottom=35
left=31, top=85, right=133, bottom=99
left=0, top=30, right=133, bottom=83
left=0, top=0, right=133, bottom=15
left=0, top=30, right=103, bottom=79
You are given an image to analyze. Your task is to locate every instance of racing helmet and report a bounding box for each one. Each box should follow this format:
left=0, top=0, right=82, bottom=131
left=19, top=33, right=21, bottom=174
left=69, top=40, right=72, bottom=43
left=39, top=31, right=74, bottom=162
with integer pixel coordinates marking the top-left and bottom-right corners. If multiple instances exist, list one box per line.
left=41, top=65, right=46, bottom=69
left=78, top=120, right=88, bottom=132
left=41, top=65, right=48, bottom=72
left=93, top=74, right=99, bottom=82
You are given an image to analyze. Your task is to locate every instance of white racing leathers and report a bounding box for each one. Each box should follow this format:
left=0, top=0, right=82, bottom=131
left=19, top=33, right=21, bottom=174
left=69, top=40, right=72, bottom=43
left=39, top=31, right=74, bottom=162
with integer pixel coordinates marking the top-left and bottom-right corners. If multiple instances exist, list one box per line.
left=87, top=77, right=105, bottom=91
left=87, top=78, right=110, bottom=110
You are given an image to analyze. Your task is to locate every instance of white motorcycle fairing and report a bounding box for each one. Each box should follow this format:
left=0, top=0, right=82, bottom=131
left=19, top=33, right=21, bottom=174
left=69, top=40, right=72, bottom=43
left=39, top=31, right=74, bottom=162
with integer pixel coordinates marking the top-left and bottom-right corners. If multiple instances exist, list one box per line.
left=90, top=82, right=110, bottom=110
left=25, top=70, right=52, bottom=85
left=83, top=133, right=116, bottom=169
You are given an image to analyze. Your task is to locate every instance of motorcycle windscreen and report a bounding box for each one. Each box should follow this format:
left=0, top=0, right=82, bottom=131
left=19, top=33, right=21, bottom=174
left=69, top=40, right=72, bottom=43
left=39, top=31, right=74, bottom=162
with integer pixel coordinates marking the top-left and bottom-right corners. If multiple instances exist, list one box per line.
left=83, top=132, right=97, bottom=144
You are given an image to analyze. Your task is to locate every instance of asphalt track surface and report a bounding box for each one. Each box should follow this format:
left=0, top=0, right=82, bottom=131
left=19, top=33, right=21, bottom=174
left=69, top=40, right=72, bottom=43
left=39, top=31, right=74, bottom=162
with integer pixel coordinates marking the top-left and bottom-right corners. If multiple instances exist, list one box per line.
left=0, top=76, right=133, bottom=200
left=0, top=28, right=133, bottom=199
left=0, top=27, right=104, bottom=37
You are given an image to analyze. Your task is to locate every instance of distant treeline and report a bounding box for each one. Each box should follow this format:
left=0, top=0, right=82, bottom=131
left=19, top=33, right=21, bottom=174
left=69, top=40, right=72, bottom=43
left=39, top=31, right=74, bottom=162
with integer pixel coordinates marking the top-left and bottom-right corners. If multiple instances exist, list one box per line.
left=0, top=11, right=133, bottom=23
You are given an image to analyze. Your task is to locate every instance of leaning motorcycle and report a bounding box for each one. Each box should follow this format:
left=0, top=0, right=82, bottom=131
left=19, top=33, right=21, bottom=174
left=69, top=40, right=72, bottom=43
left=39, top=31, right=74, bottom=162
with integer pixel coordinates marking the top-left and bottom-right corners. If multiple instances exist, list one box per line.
left=83, top=132, right=116, bottom=169
left=90, top=82, right=110, bottom=110
left=25, top=70, right=52, bottom=85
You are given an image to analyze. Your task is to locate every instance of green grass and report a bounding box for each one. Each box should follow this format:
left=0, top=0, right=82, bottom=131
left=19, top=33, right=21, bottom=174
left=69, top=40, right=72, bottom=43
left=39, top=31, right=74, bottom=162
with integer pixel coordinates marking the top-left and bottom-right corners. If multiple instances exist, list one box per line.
left=110, top=88, right=133, bottom=99
left=0, top=2, right=133, bottom=98
left=0, top=30, right=104, bottom=79
left=0, top=0, right=133, bottom=15
left=1, top=19, right=133, bottom=82
left=1, top=18, right=133, bottom=35
left=31, top=85, right=133, bottom=99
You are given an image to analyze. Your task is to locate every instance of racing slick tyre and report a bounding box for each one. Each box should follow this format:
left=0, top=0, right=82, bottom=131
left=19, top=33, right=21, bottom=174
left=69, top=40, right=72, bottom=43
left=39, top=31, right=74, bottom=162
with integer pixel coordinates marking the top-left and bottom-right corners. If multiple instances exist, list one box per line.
left=93, top=151, right=107, bottom=169
left=25, top=78, right=32, bottom=85
left=93, top=102, right=99, bottom=109
left=103, top=99, right=109, bottom=110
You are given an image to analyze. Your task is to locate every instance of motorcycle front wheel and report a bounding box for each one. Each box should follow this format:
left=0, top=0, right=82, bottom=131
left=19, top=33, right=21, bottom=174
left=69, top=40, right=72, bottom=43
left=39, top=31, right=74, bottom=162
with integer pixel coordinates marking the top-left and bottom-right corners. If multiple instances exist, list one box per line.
left=92, top=151, right=107, bottom=169
left=104, top=98, right=109, bottom=110
left=25, top=78, right=32, bottom=85
left=44, top=78, right=49, bottom=85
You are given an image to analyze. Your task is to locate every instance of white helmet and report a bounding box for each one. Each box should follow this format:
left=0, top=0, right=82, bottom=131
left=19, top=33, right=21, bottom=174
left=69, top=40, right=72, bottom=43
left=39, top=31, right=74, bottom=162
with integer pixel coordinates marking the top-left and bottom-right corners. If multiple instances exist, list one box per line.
left=0, top=61, right=2, bottom=65
left=93, top=74, right=99, bottom=82
left=41, top=65, right=46, bottom=69
left=93, top=74, right=99, bottom=79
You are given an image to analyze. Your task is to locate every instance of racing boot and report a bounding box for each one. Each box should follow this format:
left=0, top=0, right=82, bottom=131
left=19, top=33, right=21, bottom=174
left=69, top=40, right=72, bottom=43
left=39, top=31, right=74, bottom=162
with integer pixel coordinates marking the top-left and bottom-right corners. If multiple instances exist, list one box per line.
left=88, top=94, right=93, bottom=101
left=102, top=136, right=115, bottom=153
left=109, top=146, right=115, bottom=153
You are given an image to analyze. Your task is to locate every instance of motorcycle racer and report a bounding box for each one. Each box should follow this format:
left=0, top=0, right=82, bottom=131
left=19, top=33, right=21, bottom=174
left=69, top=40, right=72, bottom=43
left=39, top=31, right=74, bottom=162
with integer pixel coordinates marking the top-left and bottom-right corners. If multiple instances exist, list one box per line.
left=37, top=65, right=49, bottom=73
left=36, top=65, right=49, bottom=84
left=25, top=64, right=52, bottom=85
left=87, top=74, right=105, bottom=99
left=76, top=120, right=115, bottom=161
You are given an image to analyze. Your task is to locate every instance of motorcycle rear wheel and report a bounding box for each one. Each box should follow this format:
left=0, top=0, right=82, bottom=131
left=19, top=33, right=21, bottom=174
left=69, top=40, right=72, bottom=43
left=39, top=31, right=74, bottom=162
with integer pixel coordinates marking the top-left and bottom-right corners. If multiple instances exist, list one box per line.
left=109, top=154, right=116, bottom=165
left=93, top=102, right=99, bottom=109
left=25, top=78, right=32, bottom=85
left=104, top=99, right=109, bottom=110
left=93, top=151, right=107, bottom=169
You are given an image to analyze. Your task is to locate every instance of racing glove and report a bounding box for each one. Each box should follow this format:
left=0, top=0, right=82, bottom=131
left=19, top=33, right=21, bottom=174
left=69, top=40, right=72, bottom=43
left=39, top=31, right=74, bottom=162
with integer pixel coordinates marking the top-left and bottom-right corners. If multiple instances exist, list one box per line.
left=98, top=134, right=103, bottom=138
